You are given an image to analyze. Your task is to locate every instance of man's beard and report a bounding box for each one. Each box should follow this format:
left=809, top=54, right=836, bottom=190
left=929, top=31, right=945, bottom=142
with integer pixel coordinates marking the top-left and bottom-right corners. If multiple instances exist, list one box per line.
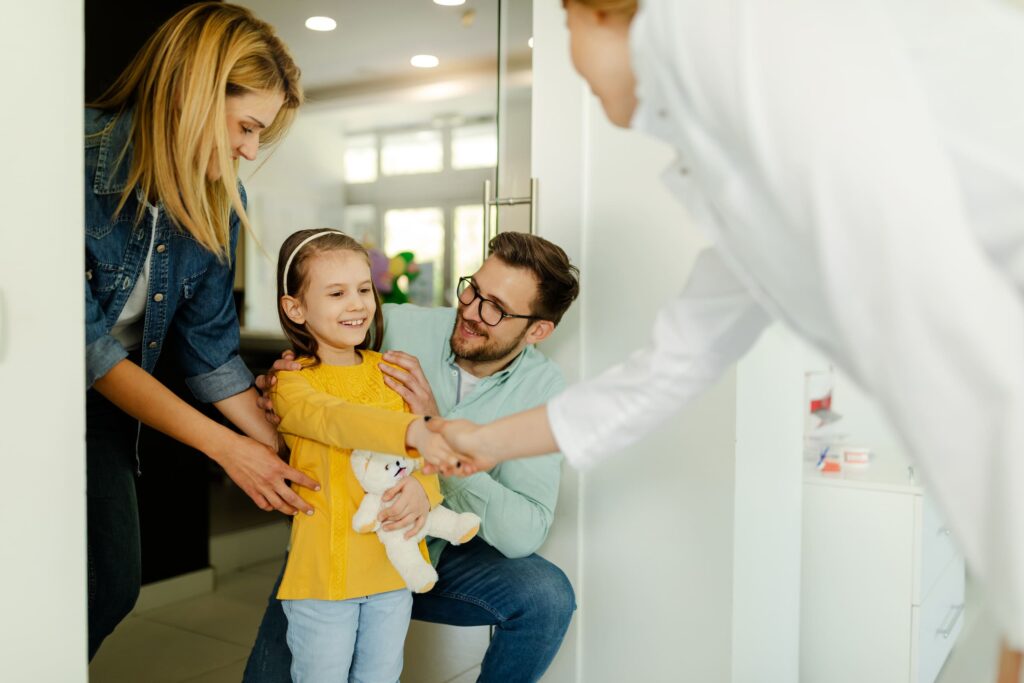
left=449, top=313, right=528, bottom=363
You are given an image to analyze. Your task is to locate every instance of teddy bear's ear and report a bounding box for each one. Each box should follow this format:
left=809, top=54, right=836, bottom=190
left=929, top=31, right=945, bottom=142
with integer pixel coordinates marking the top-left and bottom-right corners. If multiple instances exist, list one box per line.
left=350, top=450, right=371, bottom=475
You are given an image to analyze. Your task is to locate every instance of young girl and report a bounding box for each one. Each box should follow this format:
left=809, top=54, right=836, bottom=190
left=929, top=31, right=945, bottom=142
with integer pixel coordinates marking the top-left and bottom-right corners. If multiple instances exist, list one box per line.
left=271, top=228, right=446, bottom=682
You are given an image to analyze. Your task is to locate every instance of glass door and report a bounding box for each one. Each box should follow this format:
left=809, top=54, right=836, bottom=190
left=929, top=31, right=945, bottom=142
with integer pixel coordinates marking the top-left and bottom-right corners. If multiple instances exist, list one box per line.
left=492, top=0, right=534, bottom=237
left=238, top=0, right=534, bottom=327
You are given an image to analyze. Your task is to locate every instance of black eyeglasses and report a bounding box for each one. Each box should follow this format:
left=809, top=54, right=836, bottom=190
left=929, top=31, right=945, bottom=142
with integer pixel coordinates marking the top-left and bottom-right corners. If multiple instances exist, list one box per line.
left=456, top=277, right=535, bottom=327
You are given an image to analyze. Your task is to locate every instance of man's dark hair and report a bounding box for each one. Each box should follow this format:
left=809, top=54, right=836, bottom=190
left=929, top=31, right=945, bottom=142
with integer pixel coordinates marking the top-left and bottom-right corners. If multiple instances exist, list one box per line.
left=488, top=232, right=580, bottom=325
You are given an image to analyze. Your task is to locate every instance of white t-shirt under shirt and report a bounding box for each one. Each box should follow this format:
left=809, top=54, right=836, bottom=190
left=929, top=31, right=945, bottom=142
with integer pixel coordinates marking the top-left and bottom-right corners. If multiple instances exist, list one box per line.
left=455, top=365, right=481, bottom=405
left=110, top=204, right=158, bottom=350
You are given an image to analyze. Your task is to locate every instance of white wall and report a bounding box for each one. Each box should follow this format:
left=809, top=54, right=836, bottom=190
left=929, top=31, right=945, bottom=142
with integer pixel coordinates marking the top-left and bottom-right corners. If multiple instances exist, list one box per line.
left=532, top=3, right=811, bottom=681
left=0, top=1, right=87, bottom=680
left=530, top=2, right=586, bottom=679
left=578, top=103, right=741, bottom=683
left=732, top=326, right=811, bottom=683
left=239, top=111, right=348, bottom=331
left=533, top=2, right=742, bottom=678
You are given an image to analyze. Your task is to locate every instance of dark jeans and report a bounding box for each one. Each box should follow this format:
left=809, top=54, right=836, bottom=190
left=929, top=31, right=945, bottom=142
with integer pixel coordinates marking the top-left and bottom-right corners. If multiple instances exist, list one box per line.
left=243, top=537, right=576, bottom=683
left=86, top=389, right=142, bottom=660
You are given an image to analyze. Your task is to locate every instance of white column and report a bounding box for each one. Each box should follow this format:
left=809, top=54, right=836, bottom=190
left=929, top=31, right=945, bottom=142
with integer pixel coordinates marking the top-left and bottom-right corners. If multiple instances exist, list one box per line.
left=0, top=0, right=87, bottom=679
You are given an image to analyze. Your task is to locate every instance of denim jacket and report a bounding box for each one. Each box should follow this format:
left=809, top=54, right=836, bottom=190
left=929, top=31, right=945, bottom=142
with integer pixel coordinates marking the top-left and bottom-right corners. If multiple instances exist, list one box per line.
left=84, top=107, right=253, bottom=401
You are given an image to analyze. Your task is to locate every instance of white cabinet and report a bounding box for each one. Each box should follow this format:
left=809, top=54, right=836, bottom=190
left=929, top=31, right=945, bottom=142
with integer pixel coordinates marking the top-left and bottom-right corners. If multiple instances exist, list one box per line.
left=800, top=459, right=964, bottom=683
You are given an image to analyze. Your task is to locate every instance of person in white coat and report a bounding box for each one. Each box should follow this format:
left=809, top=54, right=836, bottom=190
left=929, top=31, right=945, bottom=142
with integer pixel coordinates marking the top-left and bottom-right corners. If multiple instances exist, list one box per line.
left=425, top=0, right=1024, bottom=678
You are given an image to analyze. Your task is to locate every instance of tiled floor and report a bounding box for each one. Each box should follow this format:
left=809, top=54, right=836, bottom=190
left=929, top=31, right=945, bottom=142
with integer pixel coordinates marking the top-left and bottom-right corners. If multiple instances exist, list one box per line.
left=88, top=556, right=485, bottom=683
left=88, top=558, right=284, bottom=683
left=90, top=554, right=1000, bottom=683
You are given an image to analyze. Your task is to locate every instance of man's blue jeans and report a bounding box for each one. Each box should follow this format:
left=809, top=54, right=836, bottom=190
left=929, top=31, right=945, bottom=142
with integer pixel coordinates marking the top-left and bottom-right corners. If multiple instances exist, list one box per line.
left=243, top=538, right=576, bottom=683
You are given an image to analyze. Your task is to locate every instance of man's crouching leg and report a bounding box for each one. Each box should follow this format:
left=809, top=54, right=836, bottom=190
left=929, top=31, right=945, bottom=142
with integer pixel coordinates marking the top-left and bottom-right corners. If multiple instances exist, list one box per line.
left=412, top=538, right=576, bottom=683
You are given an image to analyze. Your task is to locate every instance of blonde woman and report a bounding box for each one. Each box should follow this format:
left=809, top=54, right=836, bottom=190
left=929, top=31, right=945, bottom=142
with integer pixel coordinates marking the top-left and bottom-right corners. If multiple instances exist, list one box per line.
left=429, top=0, right=1024, bottom=680
left=84, top=3, right=316, bottom=658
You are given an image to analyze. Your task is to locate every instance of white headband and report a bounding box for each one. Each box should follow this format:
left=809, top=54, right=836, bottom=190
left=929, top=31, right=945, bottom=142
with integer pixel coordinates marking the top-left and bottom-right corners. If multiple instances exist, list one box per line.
left=282, top=230, right=347, bottom=296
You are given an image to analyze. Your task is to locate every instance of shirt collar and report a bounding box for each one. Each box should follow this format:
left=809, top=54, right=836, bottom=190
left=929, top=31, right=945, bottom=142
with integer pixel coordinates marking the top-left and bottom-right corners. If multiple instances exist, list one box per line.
left=445, top=343, right=534, bottom=384
left=93, top=108, right=135, bottom=196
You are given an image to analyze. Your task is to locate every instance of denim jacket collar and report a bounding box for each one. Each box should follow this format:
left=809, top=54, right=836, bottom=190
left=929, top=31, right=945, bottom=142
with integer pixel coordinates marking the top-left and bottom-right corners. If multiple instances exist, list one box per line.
left=90, top=108, right=134, bottom=197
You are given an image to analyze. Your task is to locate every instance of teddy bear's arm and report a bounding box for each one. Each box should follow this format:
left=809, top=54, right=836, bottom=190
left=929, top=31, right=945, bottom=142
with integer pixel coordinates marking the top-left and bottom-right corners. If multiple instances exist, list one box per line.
left=352, top=493, right=383, bottom=533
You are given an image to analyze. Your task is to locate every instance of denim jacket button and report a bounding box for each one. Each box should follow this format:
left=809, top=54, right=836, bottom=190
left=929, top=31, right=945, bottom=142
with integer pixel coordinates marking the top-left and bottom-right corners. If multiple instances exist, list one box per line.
left=153, top=292, right=164, bottom=303
left=86, top=269, right=93, bottom=281
left=156, top=244, right=166, bottom=254
left=148, top=341, right=158, bottom=349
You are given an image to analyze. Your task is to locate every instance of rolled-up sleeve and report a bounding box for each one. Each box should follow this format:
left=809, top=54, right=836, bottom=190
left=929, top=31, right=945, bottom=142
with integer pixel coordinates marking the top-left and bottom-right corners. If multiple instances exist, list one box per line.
left=85, top=272, right=127, bottom=388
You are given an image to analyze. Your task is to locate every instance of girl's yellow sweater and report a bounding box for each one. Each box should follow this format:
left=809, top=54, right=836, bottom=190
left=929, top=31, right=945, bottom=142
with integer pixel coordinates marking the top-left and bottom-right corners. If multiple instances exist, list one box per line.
left=271, top=351, right=442, bottom=601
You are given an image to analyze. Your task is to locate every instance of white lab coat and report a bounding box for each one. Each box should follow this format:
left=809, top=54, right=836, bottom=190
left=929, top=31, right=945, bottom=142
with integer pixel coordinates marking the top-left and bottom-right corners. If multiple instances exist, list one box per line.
left=547, top=0, right=1024, bottom=644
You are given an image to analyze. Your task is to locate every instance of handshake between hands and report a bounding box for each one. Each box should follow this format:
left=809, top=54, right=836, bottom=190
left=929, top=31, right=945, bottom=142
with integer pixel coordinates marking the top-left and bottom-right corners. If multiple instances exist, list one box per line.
left=254, top=350, right=501, bottom=477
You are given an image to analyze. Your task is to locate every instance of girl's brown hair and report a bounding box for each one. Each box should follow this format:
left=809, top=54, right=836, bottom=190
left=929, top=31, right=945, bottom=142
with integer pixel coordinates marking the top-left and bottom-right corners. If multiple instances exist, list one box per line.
left=89, top=2, right=303, bottom=260
left=276, top=230, right=385, bottom=365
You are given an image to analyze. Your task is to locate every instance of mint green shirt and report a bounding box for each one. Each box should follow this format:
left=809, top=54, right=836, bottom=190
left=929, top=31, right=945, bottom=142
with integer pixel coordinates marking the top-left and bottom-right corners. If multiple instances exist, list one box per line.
left=382, top=304, right=565, bottom=564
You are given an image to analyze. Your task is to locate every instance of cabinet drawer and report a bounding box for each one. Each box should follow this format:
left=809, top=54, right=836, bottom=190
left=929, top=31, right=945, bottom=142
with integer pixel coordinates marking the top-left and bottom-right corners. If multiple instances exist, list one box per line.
left=917, top=495, right=957, bottom=604
left=913, top=557, right=965, bottom=683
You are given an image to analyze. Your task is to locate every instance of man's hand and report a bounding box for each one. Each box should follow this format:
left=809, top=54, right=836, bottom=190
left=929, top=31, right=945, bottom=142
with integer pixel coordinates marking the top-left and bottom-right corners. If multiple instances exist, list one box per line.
left=211, top=431, right=320, bottom=516
left=380, top=351, right=441, bottom=416
left=254, top=349, right=302, bottom=426
left=379, top=477, right=431, bottom=540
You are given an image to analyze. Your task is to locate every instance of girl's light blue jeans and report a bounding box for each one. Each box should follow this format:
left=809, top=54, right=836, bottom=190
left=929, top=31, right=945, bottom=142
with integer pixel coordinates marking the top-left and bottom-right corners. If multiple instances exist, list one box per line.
left=282, top=589, right=413, bottom=683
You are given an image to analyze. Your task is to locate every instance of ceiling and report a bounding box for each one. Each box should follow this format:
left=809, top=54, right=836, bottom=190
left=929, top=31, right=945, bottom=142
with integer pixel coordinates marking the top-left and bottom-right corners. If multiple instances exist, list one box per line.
left=240, top=0, right=531, bottom=95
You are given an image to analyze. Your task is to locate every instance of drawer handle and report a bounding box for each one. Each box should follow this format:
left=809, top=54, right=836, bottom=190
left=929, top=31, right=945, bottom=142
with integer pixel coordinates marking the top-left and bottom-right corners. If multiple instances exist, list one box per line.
left=937, top=603, right=965, bottom=639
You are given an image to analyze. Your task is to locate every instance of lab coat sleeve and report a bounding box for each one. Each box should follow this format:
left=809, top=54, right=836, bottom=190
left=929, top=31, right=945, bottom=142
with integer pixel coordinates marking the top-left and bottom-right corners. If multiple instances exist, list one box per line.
left=548, top=247, right=771, bottom=469
left=743, top=0, right=1024, bottom=645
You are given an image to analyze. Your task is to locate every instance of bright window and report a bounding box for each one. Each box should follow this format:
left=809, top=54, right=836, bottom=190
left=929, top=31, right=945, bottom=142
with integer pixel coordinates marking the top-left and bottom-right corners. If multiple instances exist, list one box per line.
left=343, top=135, right=378, bottom=184
left=384, top=207, right=445, bottom=304
left=342, top=205, right=377, bottom=245
left=451, top=124, right=497, bottom=170
left=381, top=130, right=443, bottom=176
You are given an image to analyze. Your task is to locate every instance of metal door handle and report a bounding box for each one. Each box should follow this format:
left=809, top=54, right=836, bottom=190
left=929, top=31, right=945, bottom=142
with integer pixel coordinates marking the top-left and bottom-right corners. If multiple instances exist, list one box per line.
left=482, top=178, right=539, bottom=260
left=937, top=603, right=964, bottom=639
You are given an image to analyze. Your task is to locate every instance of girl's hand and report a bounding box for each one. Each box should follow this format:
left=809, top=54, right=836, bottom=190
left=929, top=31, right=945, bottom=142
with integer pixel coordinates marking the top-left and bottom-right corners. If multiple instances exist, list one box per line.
left=406, top=417, right=462, bottom=474
left=211, top=432, right=320, bottom=516
left=379, top=351, right=441, bottom=417
left=379, top=477, right=430, bottom=539
left=254, top=349, right=302, bottom=426
left=425, top=418, right=497, bottom=476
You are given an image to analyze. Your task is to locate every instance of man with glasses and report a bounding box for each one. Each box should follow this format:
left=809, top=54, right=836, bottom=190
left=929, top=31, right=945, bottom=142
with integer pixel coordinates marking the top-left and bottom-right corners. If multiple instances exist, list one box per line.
left=244, top=231, right=581, bottom=683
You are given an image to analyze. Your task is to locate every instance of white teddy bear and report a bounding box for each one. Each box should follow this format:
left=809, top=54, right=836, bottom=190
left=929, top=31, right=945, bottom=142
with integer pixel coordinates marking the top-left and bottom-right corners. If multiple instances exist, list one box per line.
left=351, top=449, right=481, bottom=593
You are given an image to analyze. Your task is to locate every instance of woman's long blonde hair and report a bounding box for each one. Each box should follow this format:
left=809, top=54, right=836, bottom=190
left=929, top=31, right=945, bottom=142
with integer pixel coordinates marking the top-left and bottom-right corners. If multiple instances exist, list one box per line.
left=89, top=2, right=303, bottom=259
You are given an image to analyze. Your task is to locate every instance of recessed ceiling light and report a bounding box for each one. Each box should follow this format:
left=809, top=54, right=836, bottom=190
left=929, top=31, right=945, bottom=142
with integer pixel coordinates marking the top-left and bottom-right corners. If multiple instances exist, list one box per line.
left=305, top=16, right=337, bottom=31
left=434, top=0, right=466, bottom=6
left=411, top=54, right=440, bottom=68
left=528, top=37, right=534, bottom=49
